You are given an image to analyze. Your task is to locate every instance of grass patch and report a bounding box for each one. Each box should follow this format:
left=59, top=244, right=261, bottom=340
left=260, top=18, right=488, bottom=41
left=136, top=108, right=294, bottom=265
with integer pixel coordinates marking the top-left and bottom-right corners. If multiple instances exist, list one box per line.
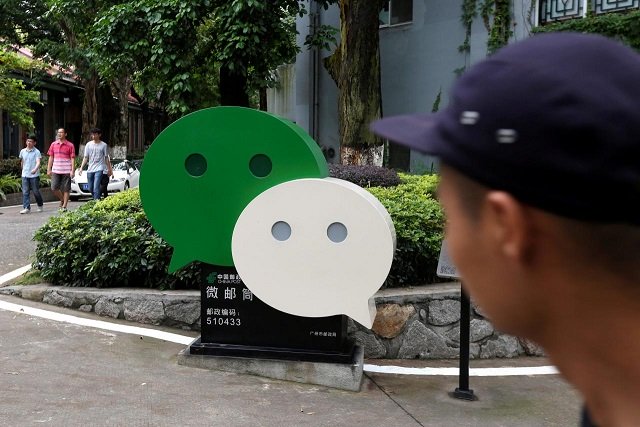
left=11, top=269, right=46, bottom=286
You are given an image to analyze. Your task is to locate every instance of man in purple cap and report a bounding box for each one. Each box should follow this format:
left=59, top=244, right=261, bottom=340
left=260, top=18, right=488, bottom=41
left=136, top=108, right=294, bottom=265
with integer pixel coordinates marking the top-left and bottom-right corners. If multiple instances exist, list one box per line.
left=372, top=33, right=640, bottom=427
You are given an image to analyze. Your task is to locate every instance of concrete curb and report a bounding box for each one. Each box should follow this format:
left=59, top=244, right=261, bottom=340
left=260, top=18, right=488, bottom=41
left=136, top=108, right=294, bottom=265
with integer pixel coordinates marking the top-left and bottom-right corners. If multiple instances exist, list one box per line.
left=0, top=285, right=201, bottom=331
left=0, top=188, right=58, bottom=208
left=0, top=283, right=460, bottom=332
left=178, top=338, right=365, bottom=391
left=0, top=282, right=544, bottom=360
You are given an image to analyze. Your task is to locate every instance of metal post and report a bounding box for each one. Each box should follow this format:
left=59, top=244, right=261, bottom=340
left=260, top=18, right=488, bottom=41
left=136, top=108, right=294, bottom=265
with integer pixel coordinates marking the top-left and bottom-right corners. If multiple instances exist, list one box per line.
left=452, top=286, right=476, bottom=400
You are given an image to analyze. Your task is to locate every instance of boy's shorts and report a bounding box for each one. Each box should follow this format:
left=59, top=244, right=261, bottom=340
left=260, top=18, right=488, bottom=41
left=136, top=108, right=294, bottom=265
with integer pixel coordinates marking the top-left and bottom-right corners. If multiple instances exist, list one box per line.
left=51, top=173, right=71, bottom=192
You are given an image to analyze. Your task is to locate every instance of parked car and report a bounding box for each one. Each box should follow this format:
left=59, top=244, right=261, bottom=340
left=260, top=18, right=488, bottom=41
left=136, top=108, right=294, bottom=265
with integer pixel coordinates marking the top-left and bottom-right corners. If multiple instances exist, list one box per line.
left=70, top=160, right=140, bottom=200
left=131, top=159, right=143, bottom=170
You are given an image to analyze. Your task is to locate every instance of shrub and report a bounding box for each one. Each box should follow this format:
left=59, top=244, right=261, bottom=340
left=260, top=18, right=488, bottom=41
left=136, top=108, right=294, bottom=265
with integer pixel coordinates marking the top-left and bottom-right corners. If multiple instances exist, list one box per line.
left=0, top=157, right=51, bottom=191
left=369, top=173, right=445, bottom=287
left=328, top=164, right=401, bottom=187
left=33, top=189, right=202, bottom=289
left=38, top=156, right=51, bottom=188
left=32, top=173, right=445, bottom=290
left=397, top=172, right=439, bottom=197
left=38, top=175, right=51, bottom=188
left=0, top=174, right=22, bottom=200
left=0, top=158, right=22, bottom=176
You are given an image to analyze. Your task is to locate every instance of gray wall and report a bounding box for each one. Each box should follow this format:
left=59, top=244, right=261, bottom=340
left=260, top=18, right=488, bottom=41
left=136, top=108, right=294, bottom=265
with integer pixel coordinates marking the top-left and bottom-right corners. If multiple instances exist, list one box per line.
left=295, top=2, right=341, bottom=163
left=292, top=0, right=535, bottom=170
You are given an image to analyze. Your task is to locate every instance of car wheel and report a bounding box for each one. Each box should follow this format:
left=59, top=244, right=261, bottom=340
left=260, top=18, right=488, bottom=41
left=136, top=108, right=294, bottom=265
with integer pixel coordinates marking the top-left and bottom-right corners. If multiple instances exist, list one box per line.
left=70, top=196, right=79, bottom=201
left=124, top=182, right=129, bottom=190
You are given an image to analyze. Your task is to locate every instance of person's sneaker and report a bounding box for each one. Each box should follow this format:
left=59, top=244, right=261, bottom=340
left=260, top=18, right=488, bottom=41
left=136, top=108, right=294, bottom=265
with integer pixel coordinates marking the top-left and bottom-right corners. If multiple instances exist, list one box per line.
left=19, top=208, right=30, bottom=214
left=37, top=206, right=43, bottom=212
left=59, top=207, right=67, bottom=213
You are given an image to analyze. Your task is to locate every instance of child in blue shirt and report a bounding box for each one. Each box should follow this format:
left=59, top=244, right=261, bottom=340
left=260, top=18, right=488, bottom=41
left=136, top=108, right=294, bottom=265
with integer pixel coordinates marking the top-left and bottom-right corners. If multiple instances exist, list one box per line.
left=18, top=135, right=44, bottom=214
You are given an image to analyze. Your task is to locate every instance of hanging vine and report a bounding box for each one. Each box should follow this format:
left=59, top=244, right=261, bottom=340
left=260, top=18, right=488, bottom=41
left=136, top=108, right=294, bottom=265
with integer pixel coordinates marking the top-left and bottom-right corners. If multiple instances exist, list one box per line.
left=526, top=0, right=536, bottom=30
left=480, top=0, right=494, bottom=31
left=458, top=0, right=513, bottom=65
left=486, top=0, right=513, bottom=54
left=459, top=0, right=478, bottom=55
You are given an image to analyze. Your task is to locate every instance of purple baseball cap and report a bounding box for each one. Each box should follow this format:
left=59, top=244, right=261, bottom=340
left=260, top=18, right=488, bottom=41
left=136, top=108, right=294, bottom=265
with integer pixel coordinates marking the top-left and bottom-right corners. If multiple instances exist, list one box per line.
left=371, top=32, right=640, bottom=225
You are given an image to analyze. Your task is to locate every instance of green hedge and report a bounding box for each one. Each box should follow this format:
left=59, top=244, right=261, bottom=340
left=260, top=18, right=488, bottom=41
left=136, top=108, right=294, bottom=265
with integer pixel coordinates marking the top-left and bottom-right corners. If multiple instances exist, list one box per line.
left=0, top=174, right=21, bottom=200
left=369, top=173, right=444, bottom=287
left=328, top=164, right=401, bottom=187
left=0, top=156, right=53, bottom=197
left=1, top=155, right=52, bottom=178
left=0, top=158, right=22, bottom=176
left=33, top=174, right=445, bottom=289
left=33, top=189, right=202, bottom=289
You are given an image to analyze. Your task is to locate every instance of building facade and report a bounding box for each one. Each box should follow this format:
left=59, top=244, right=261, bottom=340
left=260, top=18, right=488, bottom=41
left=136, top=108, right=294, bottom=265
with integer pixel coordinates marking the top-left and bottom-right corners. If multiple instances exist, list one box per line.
left=1, top=48, right=162, bottom=160
left=284, top=0, right=638, bottom=171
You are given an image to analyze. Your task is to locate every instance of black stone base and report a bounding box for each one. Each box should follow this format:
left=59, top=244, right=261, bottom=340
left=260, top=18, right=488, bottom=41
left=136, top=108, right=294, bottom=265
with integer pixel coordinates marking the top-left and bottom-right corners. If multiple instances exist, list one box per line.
left=188, top=336, right=358, bottom=364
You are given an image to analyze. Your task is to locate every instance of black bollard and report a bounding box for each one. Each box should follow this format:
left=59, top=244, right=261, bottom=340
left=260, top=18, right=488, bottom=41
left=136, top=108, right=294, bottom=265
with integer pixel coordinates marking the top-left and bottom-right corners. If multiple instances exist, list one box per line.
left=452, top=286, right=476, bottom=401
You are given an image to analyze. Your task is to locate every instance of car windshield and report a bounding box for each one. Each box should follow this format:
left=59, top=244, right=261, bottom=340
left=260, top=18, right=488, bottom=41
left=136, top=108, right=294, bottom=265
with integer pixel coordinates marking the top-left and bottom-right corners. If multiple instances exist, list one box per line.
left=113, top=161, right=133, bottom=171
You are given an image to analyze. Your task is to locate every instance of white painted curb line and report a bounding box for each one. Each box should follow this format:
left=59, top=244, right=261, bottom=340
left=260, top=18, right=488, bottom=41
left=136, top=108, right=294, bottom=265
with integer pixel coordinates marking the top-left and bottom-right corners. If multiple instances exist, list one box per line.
left=0, top=299, right=193, bottom=346
left=0, top=264, right=32, bottom=286
left=363, top=364, right=558, bottom=376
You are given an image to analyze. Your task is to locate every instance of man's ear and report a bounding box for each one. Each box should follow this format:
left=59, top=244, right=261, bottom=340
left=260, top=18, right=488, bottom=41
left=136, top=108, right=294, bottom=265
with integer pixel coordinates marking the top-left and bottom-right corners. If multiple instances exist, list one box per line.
left=483, top=191, right=534, bottom=262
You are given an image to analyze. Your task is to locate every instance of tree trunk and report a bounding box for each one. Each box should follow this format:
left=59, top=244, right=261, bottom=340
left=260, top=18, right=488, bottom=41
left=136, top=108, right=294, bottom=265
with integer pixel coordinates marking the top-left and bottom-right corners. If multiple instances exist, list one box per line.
left=259, top=87, right=268, bottom=111
left=219, top=64, right=250, bottom=107
left=110, top=75, right=131, bottom=159
left=130, top=86, right=160, bottom=148
left=81, top=70, right=98, bottom=144
left=324, top=0, right=385, bottom=165
left=96, top=83, right=118, bottom=143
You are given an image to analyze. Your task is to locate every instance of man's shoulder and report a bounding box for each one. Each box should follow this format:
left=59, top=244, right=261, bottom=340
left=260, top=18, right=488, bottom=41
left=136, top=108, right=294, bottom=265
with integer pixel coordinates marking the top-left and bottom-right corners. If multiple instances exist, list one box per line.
left=63, top=141, right=75, bottom=153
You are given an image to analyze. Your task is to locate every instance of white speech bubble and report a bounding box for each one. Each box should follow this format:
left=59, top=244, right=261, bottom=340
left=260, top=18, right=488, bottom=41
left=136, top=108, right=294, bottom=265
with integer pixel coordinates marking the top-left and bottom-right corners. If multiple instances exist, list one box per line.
left=231, top=178, right=396, bottom=328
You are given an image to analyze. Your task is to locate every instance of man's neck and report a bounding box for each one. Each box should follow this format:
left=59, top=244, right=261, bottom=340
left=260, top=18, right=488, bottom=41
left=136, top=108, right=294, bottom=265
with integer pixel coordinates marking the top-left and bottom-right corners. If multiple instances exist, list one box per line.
left=539, top=275, right=640, bottom=427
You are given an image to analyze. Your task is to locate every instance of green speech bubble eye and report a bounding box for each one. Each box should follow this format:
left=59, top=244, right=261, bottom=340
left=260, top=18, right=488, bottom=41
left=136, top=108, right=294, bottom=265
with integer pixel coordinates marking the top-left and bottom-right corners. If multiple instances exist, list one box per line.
left=185, top=153, right=207, bottom=177
left=249, top=154, right=272, bottom=178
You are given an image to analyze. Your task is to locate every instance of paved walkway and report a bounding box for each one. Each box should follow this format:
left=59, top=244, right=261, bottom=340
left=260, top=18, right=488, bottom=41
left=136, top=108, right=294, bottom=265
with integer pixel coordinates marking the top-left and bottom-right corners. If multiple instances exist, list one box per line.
left=0, top=199, right=583, bottom=426
left=0, top=293, right=582, bottom=427
left=0, top=200, right=83, bottom=276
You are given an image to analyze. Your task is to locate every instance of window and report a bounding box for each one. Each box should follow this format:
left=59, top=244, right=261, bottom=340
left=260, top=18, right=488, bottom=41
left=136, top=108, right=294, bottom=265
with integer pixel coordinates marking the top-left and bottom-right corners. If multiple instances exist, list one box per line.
left=539, top=0, right=639, bottom=25
left=379, top=0, right=413, bottom=27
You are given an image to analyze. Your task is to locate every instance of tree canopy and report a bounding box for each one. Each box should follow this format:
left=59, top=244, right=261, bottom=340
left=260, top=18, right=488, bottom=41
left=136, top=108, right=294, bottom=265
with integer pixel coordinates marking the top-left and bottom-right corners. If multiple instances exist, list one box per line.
left=93, top=0, right=312, bottom=111
left=1, top=0, right=314, bottom=136
left=2, top=0, right=388, bottom=166
left=0, top=49, right=42, bottom=129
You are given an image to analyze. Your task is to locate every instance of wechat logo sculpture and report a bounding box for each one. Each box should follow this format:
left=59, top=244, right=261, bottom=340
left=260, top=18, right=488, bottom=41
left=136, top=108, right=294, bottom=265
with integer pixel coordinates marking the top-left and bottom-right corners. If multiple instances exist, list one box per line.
left=141, top=107, right=395, bottom=328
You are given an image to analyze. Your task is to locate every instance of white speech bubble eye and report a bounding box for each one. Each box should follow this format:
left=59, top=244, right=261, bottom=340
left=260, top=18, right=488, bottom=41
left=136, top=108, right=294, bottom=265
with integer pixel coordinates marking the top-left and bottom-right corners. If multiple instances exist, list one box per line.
left=327, top=222, right=347, bottom=243
left=271, top=221, right=291, bottom=241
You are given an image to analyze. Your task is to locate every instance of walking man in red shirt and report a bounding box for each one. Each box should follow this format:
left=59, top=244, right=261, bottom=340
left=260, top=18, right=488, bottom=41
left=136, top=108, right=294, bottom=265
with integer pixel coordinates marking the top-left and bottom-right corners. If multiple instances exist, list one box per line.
left=47, top=128, right=76, bottom=212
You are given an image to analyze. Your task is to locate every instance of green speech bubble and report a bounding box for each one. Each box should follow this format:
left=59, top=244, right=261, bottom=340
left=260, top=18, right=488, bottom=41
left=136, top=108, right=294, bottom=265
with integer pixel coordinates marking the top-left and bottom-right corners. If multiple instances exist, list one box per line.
left=140, top=107, right=328, bottom=272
